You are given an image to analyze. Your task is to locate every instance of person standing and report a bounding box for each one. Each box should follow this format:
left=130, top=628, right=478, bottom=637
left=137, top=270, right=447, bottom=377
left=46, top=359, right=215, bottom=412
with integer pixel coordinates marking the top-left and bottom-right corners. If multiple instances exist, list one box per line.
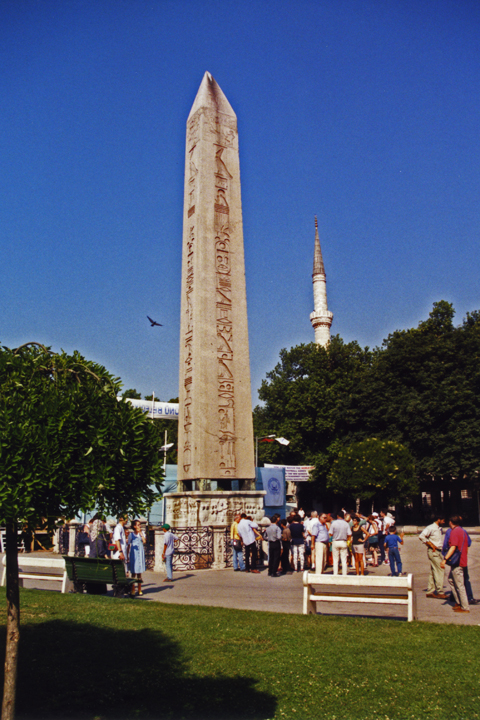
left=127, top=519, right=146, bottom=596
left=365, top=515, right=379, bottom=567
left=89, top=514, right=109, bottom=558
left=311, top=513, right=330, bottom=574
left=237, top=513, right=261, bottom=573
left=384, top=525, right=404, bottom=576
left=77, top=524, right=90, bottom=557
left=230, top=514, right=245, bottom=572
left=279, top=519, right=292, bottom=574
left=351, top=515, right=369, bottom=576
left=307, top=511, right=320, bottom=569
left=264, top=516, right=282, bottom=577
left=442, top=523, right=478, bottom=606
left=377, top=510, right=387, bottom=565
left=419, top=515, right=447, bottom=599
left=113, top=516, right=128, bottom=564
left=290, top=515, right=306, bottom=572
left=329, top=510, right=352, bottom=576
left=440, top=515, right=470, bottom=614
left=162, top=523, right=178, bottom=582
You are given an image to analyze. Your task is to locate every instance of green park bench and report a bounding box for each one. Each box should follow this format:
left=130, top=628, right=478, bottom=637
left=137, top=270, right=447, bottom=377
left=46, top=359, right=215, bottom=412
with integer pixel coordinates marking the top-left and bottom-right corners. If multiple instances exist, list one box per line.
left=63, top=556, right=136, bottom=598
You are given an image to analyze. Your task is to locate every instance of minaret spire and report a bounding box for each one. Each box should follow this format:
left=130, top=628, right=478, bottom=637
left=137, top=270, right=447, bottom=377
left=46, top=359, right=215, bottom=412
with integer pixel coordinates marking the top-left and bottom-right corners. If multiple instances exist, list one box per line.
left=310, top=216, right=333, bottom=346
left=313, top=216, right=325, bottom=275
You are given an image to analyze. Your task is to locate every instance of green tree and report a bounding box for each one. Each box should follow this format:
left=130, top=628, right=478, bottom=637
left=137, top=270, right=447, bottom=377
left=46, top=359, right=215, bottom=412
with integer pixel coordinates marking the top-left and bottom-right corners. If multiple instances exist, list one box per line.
left=327, top=438, right=418, bottom=507
left=365, top=302, right=480, bottom=510
left=121, top=388, right=142, bottom=399
left=254, top=337, right=372, bottom=497
left=0, top=343, right=163, bottom=720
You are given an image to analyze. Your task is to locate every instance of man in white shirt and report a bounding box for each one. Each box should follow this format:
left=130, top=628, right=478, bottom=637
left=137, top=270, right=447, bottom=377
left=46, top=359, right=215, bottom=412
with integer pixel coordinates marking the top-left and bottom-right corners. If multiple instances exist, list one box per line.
left=419, top=516, right=447, bottom=599
left=237, top=513, right=261, bottom=573
left=329, top=510, right=352, bottom=576
left=306, top=511, right=319, bottom=569
left=311, top=513, right=329, bottom=574
left=113, top=516, right=127, bottom=562
left=162, top=524, right=179, bottom=582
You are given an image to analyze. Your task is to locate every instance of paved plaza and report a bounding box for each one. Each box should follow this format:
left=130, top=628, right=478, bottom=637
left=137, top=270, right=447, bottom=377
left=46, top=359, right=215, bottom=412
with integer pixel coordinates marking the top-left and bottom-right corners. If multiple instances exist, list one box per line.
left=12, top=532, right=480, bottom=625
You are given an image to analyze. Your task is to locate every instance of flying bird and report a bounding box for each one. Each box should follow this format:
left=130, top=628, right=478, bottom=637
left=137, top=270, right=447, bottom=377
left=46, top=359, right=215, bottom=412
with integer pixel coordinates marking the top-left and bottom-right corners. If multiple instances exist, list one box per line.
left=147, top=316, right=163, bottom=327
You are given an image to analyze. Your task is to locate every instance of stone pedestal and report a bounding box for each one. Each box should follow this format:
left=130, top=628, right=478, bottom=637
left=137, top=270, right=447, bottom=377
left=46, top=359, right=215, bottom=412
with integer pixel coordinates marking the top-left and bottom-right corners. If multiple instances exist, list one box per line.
left=211, top=525, right=226, bottom=570
left=164, top=490, right=266, bottom=528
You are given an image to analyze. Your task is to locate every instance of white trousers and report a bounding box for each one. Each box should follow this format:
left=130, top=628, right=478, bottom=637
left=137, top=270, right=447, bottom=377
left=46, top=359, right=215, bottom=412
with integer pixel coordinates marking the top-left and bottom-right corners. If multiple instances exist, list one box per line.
left=332, top=540, right=348, bottom=576
left=315, top=541, right=327, bottom=574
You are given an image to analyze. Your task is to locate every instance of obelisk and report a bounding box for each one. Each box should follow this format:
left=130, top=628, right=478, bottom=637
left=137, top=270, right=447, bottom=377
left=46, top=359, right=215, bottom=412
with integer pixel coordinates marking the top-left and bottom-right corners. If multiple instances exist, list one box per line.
left=177, top=72, right=255, bottom=491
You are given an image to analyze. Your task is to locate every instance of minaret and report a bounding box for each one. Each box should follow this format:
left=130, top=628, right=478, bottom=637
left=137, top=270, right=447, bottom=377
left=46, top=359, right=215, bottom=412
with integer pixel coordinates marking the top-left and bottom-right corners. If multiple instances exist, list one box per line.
left=310, top=217, right=333, bottom=346
left=177, top=72, right=255, bottom=490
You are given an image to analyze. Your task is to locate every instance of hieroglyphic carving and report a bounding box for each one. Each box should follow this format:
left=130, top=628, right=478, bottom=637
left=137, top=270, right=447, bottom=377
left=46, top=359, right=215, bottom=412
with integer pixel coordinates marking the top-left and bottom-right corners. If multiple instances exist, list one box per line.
left=182, top=97, right=241, bottom=480
left=205, top=109, right=237, bottom=148
left=182, top=226, right=195, bottom=472
left=187, top=111, right=200, bottom=149
left=213, top=141, right=237, bottom=478
left=182, top=111, right=202, bottom=476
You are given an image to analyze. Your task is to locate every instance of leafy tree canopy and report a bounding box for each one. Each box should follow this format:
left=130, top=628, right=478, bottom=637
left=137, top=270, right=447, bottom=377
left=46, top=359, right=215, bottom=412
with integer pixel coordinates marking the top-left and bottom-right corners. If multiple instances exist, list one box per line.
left=366, top=301, right=480, bottom=484
left=254, top=336, right=371, bottom=476
left=0, top=343, right=163, bottom=526
left=327, top=438, right=418, bottom=506
left=254, top=302, right=480, bottom=506
left=121, top=388, right=142, bottom=399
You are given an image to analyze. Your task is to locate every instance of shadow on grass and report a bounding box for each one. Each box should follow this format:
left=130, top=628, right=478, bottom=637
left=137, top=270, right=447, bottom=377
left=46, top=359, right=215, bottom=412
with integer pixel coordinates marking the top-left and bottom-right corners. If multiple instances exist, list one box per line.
left=3, top=621, right=276, bottom=720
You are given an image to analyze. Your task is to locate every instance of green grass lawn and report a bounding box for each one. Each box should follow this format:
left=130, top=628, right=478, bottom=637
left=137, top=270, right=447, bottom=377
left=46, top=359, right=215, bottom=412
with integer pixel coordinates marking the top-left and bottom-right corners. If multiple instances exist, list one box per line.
left=1, top=588, right=479, bottom=720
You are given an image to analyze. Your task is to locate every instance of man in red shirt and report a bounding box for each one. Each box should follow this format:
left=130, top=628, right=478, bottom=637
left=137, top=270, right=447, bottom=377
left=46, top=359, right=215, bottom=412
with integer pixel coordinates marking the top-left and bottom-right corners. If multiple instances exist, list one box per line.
left=440, top=515, right=470, bottom=613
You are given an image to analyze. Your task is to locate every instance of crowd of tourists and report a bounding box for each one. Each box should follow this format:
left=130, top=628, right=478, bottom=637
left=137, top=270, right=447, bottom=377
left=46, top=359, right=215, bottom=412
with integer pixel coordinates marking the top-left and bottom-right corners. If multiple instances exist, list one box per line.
left=230, top=508, right=401, bottom=577
left=69, top=506, right=476, bottom=615
left=230, top=508, right=477, bottom=614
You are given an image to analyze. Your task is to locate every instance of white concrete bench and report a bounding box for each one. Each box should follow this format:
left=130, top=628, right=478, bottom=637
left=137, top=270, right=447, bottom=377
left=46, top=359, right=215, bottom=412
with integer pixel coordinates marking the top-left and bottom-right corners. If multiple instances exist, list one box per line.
left=1, top=556, right=70, bottom=594
left=303, top=571, right=416, bottom=622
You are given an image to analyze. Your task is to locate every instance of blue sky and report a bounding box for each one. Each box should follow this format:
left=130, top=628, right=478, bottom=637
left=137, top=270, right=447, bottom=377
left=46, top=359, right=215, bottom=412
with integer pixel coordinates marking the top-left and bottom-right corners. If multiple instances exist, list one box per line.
left=2, top=0, right=479, bottom=404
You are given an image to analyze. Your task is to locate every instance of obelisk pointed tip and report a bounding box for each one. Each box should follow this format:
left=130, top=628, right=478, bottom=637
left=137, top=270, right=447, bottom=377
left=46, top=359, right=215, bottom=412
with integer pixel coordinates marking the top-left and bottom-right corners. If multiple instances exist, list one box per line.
left=188, top=72, right=236, bottom=120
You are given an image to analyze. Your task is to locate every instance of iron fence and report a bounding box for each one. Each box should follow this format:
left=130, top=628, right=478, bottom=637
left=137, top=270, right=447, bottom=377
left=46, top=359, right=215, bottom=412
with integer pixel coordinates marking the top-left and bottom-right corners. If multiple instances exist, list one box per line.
left=172, top=526, right=214, bottom=570
left=58, top=526, right=70, bottom=555
left=145, top=528, right=155, bottom=570
left=224, top=528, right=233, bottom=568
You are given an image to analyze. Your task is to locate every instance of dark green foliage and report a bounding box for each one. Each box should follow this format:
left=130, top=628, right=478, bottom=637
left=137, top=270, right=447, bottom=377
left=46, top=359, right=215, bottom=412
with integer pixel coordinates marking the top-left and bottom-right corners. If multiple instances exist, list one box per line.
left=367, top=302, right=480, bottom=487
left=254, top=337, right=371, bottom=498
left=121, top=388, right=142, bottom=399
left=255, top=302, right=480, bottom=509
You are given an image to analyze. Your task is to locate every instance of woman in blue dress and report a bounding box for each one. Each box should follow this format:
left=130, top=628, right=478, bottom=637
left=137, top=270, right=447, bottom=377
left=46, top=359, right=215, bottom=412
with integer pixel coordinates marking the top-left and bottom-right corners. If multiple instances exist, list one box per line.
left=127, top=520, right=146, bottom=597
